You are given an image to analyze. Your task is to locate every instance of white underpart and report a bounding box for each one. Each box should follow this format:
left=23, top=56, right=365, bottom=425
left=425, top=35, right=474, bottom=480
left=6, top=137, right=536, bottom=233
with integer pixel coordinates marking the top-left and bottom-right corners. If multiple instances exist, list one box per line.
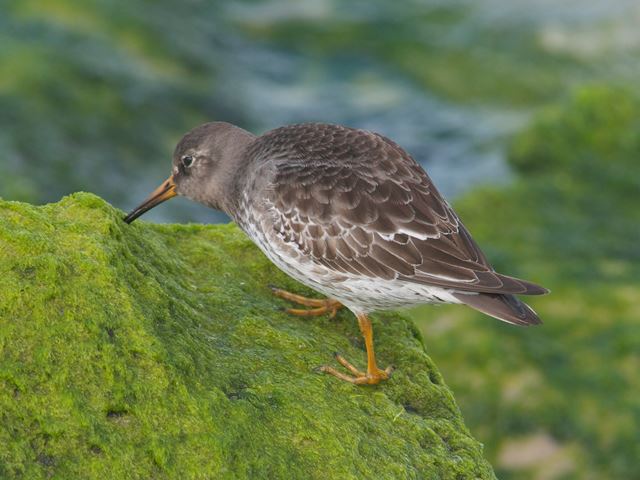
left=238, top=194, right=464, bottom=314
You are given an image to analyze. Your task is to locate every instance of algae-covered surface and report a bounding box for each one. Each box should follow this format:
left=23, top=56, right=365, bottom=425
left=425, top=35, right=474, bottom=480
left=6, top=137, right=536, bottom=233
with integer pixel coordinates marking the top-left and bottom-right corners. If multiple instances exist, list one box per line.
left=409, top=87, right=640, bottom=479
left=0, top=192, right=494, bottom=479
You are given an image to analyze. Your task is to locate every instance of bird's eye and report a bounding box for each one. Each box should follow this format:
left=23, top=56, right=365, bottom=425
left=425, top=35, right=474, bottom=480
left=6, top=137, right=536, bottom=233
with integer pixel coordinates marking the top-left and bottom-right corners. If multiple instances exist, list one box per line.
left=182, top=155, right=195, bottom=168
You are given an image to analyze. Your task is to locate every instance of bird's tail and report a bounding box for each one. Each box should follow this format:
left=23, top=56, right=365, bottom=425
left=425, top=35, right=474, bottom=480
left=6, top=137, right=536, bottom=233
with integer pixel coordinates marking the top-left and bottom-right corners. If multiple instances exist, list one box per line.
left=452, top=292, right=542, bottom=326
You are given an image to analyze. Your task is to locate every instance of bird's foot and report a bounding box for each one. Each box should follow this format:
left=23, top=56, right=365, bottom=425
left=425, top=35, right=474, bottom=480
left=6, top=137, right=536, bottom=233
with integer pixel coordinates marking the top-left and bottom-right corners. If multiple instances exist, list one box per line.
left=269, top=286, right=343, bottom=318
left=316, top=352, right=394, bottom=385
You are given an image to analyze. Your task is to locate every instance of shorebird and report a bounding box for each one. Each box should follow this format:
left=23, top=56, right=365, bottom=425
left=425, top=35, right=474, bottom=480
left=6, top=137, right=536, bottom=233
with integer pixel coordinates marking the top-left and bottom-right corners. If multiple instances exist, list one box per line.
left=124, top=122, right=548, bottom=385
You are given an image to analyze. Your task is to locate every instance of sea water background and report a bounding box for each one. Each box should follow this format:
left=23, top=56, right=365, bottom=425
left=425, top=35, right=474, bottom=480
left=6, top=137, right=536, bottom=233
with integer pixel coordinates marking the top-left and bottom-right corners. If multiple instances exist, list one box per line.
left=1, top=0, right=638, bottom=222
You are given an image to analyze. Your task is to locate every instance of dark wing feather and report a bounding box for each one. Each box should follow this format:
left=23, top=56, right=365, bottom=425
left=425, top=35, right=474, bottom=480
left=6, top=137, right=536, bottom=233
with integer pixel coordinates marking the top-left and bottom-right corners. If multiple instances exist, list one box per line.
left=452, top=292, right=542, bottom=326
left=253, top=123, right=547, bottom=295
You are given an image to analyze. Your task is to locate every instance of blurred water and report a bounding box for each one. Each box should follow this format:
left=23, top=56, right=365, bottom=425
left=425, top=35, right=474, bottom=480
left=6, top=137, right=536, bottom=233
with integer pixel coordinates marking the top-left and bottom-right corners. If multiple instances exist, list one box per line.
left=1, top=0, right=639, bottom=223
left=218, top=40, right=522, bottom=198
left=165, top=0, right=640, bottom=222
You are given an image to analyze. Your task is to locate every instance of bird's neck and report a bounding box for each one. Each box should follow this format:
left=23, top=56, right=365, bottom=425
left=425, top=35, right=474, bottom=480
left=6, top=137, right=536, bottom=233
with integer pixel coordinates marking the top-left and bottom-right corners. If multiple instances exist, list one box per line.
left=211, top=128, right=257, bottom=216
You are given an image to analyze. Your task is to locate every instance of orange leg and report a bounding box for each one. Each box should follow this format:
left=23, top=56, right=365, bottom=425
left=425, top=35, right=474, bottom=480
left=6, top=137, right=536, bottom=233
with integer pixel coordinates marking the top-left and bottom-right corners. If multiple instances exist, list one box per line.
left=270, top=286, right=343, bottom=318
left=318, top=313, right=394, bottom=385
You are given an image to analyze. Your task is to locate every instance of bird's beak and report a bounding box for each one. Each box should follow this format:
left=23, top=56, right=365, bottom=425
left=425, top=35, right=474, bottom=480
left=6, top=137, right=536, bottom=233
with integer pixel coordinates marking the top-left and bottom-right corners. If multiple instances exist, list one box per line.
left=124, top=175, right=177, bottom=223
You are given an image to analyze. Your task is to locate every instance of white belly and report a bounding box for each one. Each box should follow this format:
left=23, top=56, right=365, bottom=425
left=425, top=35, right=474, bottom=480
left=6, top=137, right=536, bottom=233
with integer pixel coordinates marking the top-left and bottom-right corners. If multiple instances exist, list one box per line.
left=240, top=214, right=461, bottom=313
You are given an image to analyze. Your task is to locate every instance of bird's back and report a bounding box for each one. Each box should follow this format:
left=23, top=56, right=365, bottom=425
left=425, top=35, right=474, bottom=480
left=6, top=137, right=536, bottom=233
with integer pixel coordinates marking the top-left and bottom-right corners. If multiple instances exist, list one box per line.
left=235, top=123, right=547, bottom=323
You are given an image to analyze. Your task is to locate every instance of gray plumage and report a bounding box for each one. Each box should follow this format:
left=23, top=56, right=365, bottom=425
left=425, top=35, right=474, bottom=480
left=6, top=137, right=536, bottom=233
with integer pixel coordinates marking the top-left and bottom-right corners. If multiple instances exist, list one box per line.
left=169, top=121, right=548, bottom=325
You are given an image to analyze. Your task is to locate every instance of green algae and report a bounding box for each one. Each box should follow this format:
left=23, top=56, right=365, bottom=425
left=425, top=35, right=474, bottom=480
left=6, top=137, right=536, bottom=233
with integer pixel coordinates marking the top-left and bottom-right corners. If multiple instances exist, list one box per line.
left=408, top=86, right=640, bottom=479
left=0, top=192, right=494, bottom=479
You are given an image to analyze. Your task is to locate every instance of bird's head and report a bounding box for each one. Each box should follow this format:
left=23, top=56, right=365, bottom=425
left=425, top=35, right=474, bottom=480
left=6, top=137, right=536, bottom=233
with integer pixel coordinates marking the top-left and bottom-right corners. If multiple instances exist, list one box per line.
left=124, top=122, right=255, bottom=223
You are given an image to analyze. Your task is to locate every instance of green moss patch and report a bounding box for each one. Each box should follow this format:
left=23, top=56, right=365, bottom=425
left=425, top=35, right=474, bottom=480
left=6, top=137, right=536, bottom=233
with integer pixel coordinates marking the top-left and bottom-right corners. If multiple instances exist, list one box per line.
left=0, top=192, right=494, bottom=479
left=409, top=86, right=640, bottom=479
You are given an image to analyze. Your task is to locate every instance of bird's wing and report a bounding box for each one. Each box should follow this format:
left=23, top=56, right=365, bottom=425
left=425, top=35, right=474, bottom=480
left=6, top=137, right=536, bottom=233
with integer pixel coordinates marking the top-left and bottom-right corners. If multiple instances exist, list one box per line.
left=255, top=123, right=546, bottom=295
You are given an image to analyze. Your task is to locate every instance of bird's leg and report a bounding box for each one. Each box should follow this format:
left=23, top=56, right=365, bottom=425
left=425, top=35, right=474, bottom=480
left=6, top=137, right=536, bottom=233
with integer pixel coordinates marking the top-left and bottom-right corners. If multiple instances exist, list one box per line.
left=270, top=286, right=343, bottom=318
left=318, top=313, right=394, bottom=385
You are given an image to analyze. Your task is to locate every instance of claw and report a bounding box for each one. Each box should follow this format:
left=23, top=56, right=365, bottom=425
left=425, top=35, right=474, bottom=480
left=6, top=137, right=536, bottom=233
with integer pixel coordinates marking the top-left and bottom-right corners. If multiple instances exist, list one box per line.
left=316, top=313, right=393, bottom=386
left=317, top=363, right=392, bottom=385
left=270, top=287, right=343, bottom=317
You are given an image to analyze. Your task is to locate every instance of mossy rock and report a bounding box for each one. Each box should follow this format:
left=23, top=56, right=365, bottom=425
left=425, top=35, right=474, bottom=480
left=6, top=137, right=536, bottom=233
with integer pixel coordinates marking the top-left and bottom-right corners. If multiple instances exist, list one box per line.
left=0, top=193, right=494, bottom=479
left=408, top=86, right=640, bottom=479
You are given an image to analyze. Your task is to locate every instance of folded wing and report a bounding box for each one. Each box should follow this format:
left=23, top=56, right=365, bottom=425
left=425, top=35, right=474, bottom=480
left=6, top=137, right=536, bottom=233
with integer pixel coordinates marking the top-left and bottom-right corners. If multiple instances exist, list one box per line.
left=255, top=123, right=547, bottom=296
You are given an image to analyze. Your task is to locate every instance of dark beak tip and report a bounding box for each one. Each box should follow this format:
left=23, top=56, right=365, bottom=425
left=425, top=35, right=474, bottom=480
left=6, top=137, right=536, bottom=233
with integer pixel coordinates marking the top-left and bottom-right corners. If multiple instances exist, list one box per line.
left=121, top=175, right=177, bottom=225
left=122, top=205, right=151, bottom=225
left=123, top=207, right=145, bottom=224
